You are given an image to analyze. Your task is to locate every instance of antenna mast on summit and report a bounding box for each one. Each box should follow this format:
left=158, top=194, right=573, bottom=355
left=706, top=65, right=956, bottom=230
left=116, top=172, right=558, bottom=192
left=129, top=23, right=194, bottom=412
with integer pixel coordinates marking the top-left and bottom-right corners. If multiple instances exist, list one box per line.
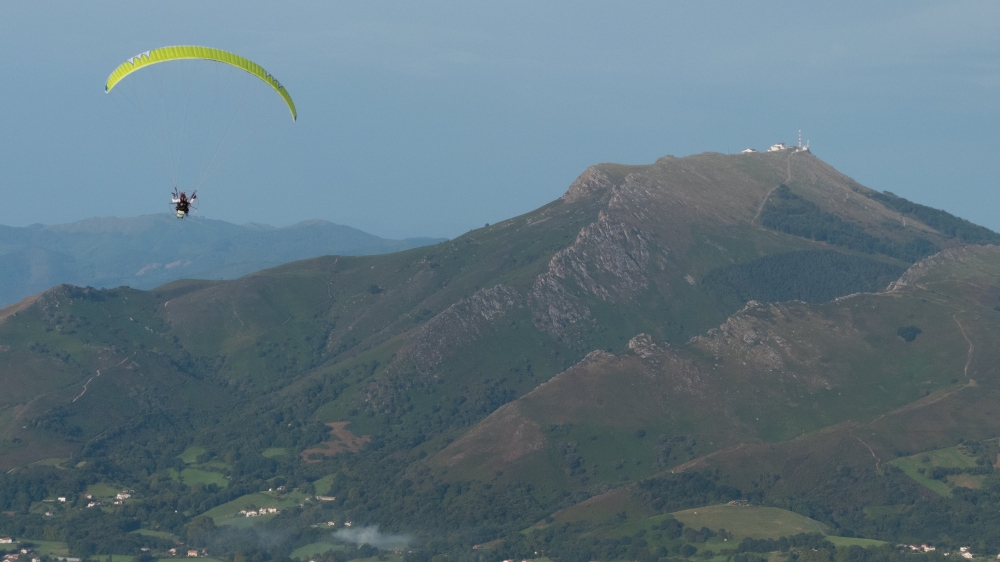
left=798, top=130, right=802, bottom=148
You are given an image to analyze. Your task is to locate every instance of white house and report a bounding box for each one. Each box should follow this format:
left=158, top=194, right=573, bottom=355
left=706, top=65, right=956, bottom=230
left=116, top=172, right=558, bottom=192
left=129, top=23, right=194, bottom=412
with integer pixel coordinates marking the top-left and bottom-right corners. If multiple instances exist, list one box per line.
left=767, top=143, right=787, bottom=152
left=741, top=148, right=757, bottom=153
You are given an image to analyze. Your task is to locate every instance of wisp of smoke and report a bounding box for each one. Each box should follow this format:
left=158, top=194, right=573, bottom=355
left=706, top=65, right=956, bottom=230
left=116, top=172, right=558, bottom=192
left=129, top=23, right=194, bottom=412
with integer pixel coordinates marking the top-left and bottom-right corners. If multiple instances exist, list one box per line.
left=333, top=525, right=411, bottom=550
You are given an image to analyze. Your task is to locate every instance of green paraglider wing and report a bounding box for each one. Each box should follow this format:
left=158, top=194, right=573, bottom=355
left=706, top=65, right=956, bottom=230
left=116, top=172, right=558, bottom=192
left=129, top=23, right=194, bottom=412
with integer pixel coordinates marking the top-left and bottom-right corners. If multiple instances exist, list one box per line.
left=105, top=46, right=297, bottom=121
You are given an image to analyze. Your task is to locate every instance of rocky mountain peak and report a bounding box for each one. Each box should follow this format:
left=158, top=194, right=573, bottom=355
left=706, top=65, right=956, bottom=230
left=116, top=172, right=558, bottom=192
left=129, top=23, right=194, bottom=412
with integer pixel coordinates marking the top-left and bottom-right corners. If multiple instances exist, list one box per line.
left=561, top=166, right=615, bottom=203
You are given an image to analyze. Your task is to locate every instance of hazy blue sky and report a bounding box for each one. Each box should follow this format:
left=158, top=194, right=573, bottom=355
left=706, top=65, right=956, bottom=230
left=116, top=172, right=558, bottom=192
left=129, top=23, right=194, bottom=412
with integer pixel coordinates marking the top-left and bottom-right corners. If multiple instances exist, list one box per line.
left=1, top=2, right=998, bottom=239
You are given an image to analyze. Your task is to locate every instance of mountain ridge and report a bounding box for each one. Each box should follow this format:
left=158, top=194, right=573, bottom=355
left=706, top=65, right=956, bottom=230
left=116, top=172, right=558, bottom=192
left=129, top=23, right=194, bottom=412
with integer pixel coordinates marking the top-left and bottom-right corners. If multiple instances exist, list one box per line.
left=3, top=150, right=1000, bottom=558
left=0, top=213, right=444, bottom=307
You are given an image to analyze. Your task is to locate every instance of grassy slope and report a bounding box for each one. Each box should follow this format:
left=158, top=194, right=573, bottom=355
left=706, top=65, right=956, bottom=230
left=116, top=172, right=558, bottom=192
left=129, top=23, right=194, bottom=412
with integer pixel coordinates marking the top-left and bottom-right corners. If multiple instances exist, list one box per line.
left=535, top=499, right=886, bottom=552
left=201, top=490, right=307, bottom=522
left=178, top=446, right=206, bottom=463
left=430, top=247, right=998, bottom=491
left=291, top=542, right=346, bottom=560
left=671, top=505, right=827, bottom=539
left=0, top=286, right=234, bottom=467
left=418, top=153, right=976, bottom=489
left=636, top=246, right=1000, bottom=520
left=449, top=243, right=1000, bottom=545
left=892, top=446, right=982, bottom=497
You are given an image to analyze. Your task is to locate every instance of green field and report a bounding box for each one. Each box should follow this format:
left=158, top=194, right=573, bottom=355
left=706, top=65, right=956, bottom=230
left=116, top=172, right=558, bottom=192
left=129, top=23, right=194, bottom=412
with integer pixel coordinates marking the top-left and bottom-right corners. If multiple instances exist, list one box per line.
left=671, top=505, right=828, bottom=539
left=891, top=446, right=981, bottom=497
left=23, top=540, right=69, bottom=556
left=290, top=542, right=346, bottom=559
left=263, top=447, right=290, bottom=458
left=32, top=458, right=68, bottom=467
left=216, top=513, right=277, bottom=528
left=131, top=528, right=178, bottom=540
left=347, top=556, right=402, bottom=562
left=178, top=446, right=207, bottom=464
left=168, top=467, right=228, bottom=488
left=86, top=482, right=125, bottom=499
left=536, top=502, right=852, bottom=556
left=827, top=536, right=888, bottom=548
left=312, top=474, right=336, bottom=496
left=200, top=490, right=307, bottom=522
left=166, top=449, right=232, bottom=489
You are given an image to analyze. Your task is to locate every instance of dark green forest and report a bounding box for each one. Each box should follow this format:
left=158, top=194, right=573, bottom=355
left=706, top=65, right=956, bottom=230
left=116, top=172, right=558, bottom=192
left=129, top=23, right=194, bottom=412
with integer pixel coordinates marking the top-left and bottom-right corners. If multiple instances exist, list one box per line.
left=761, top=186, right=939, bottom=263
left=866, top=190, right=1000, bottom=245
left=701, top=250, right=906, bottom=313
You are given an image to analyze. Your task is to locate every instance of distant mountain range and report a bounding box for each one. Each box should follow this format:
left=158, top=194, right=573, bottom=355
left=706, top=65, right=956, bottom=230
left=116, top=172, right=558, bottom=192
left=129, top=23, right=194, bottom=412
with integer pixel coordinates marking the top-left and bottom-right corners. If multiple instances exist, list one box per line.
left=0, top=214, right=443, bottom=306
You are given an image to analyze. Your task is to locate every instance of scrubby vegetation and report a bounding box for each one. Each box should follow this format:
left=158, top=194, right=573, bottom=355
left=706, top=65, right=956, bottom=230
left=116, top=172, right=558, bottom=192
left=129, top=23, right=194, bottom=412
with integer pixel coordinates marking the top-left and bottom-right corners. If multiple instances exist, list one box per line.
left=637, top=471, right=742, bottom=512
left=868, top=190, right=1000, bottom=245
left=761, top=186, right=939, bottom=262
left=702, top=250, right=906, bottom=311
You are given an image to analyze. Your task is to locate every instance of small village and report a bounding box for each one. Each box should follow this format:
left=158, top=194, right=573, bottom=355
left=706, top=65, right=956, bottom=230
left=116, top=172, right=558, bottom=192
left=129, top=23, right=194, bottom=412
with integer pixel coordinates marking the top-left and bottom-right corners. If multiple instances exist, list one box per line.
left=5, top=481, right=1000, bottom=560
left=0, top=541, right=39, bottom=562
left=237, top=507, right=279, bottom=517
left=898, top=544, right=989, bottom=560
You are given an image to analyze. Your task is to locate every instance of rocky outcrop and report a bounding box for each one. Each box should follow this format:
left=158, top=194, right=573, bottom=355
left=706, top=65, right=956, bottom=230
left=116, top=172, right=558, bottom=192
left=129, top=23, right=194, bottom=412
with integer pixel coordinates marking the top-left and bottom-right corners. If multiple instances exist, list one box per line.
left=887, top=245, right=1000, bottom=292
left=528, top=271, right=592, bottom=339
left=406, top=284, right=522, bottom=374
left=548, top=212, right=650, bottom=302
left=529, top=208, right=651, bottom=337
left=691, top=301, right=831, bottom=391
left=625, top=333, right=709, bottom=396
left=627, top=333, right=665, bottom=359
left=561, top=166, right=614, bottom=203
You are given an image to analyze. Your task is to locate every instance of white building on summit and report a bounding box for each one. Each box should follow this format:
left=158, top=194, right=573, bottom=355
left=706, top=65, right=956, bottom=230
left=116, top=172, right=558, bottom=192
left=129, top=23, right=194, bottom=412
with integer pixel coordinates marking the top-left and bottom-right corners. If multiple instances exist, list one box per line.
left=768, top=142, right=788, bottom=152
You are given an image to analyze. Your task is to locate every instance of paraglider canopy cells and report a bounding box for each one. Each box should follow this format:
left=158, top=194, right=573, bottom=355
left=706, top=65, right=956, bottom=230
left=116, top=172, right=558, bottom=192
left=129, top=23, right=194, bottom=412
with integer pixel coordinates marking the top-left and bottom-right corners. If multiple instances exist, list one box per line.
left=105, top=45, right=297, bottom=120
